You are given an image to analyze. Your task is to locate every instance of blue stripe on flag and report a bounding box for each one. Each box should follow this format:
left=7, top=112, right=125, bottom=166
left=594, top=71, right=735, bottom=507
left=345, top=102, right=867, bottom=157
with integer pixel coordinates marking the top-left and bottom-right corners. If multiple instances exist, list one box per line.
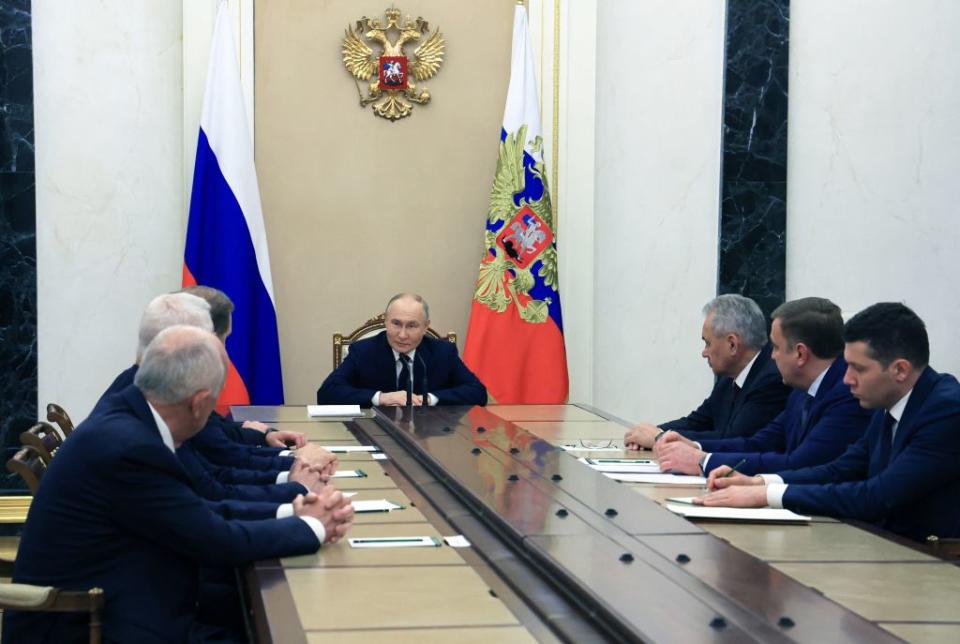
left=185, top=129, right=284, bottom=404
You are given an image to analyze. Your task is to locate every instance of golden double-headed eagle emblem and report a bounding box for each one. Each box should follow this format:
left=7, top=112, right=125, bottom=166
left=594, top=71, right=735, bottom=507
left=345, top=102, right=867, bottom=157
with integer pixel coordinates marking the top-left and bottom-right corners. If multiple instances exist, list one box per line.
left=342, top=7, right=446, bottom=121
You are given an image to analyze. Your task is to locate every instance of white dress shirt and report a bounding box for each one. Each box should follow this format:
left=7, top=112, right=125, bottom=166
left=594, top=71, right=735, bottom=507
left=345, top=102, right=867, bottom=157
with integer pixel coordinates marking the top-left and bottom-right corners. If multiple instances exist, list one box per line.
left=371, top=347, right=439, bottom=406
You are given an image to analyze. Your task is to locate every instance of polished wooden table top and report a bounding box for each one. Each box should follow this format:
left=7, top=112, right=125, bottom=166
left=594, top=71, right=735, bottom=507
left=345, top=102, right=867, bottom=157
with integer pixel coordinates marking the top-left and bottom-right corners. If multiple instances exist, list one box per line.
left=234, top=404, right=957, bottom=643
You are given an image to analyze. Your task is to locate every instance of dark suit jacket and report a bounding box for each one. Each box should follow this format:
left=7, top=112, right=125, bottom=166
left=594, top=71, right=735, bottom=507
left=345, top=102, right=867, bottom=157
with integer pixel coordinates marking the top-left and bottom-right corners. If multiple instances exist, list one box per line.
left=3, top=385, right=318, bottom=644
left=98, top=365, right=294, bottom=472
left=316, top=332, right=487, bottom=407
left=780, top=367, right=960, bottom=541
left=177, top=442, right=305, bottom=503
left=698, top=358, right=872, bottom=475
left=661, top=344, right=790, bottom=440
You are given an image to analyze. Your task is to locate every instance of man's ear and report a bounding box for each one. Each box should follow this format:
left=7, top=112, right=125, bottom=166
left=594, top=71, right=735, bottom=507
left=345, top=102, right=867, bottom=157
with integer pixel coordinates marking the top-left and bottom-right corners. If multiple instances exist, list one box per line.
left=890, top=358, right=912, bottom=382
left=190, top=389, right=212, bottom=419
left=794, top=342, right=809, bottom=366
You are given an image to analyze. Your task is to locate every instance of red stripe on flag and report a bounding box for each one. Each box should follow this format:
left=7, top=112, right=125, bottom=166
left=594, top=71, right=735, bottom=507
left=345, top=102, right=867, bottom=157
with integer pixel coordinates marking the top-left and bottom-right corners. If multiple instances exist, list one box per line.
left=464, top=300, right=568, bottom=404
left=184, top=263, right=250, bottom=415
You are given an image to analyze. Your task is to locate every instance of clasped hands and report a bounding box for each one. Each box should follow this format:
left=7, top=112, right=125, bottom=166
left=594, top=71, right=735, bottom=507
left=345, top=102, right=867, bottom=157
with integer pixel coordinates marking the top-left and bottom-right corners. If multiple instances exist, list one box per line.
left=287, top=445, right=339, bottom=488
left=379, top=391, right=423, bottom=406
left=241, top=420, right=308, bottom=449
left=292, top=486, right=354, bottom=544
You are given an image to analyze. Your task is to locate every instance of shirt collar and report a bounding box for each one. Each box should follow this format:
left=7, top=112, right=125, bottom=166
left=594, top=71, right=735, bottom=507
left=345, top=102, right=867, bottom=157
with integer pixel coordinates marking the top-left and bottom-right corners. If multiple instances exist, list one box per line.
left=888, top=388, right=913, bottom=423
left=392, top=348, right=417, bottom=363
left=806, top=365, right=831, bottom=398
left=146, top=401, right=176, bottom=453
left=734, top=351, right=761, bottom=389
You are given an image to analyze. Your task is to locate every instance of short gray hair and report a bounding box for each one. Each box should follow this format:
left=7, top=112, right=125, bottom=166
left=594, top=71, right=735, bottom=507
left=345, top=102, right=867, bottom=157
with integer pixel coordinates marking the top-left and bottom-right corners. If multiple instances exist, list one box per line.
left=703, top=294, right=767, bottom=350
left=385, top=293, right=430, bottom=322
left=137, top=293, right=213, bottom=360
left=135, top=325, right=226, bottom=404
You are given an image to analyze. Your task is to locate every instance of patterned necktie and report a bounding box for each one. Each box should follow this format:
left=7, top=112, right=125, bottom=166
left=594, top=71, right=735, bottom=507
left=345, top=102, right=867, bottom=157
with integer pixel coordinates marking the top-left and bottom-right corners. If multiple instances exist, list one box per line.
left=397, top=354, right=411, bottom=395
left=877, top=412, right=897, bottom=469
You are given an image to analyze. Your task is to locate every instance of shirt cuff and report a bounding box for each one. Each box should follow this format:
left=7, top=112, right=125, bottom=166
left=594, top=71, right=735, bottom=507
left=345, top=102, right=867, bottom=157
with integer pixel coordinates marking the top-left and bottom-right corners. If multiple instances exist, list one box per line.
left=427, top=393, right=438, bottom=406
left=276, top=471, right=289, bottom=484
left=279, top=450, right=293, bottom=457
left=760, top=474, right=784, bottom=485
left=701, top=453, right=711, bottom=472
left=766, top=483, right=788, bottom=509
left=296, top=515, right=326, bottom=546
left=372, top=391, right=381, bottom=406
left=276, top=503, right=293, bottom=519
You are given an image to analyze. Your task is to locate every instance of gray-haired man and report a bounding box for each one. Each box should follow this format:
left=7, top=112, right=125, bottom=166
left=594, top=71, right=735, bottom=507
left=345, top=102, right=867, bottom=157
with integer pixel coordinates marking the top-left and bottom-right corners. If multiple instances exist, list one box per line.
left=626, top=294, right=790, bottom=449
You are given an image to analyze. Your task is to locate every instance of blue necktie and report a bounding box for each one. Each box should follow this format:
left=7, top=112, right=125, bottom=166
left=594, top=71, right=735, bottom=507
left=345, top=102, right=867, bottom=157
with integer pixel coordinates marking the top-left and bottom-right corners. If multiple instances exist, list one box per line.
left=877, top=412, right=896, bottom=469
left=798, top=394, right=814, bottom=435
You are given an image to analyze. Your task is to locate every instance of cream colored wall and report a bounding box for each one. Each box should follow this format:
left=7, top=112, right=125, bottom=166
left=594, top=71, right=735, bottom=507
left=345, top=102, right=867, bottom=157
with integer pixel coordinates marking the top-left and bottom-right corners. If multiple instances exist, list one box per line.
left=254, top=1, right=515, bottom=404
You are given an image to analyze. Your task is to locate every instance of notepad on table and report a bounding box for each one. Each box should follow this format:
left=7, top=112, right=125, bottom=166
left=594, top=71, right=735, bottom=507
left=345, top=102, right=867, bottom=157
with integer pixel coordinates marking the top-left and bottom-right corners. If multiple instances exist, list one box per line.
left=579, top=457, right=660, bottom=473
left=306, top=404, right=363, bottom=417
left=604, top=472, right=707, bottom=485
left=348, top=536, right=440, bottom=549
left=331, top=469, right=367, bottom=479
left=351, top=499, right=404, bottom=513
left=666, top=503, right=811, bottom=522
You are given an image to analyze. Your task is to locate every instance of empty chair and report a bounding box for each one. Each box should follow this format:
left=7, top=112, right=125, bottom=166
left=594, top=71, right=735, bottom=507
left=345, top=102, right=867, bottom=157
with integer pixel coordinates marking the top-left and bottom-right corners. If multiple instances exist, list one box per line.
left=19, top=422, right=63, bottom=465
left=46, top=403, right=75, bottom=437
left=6, top=446, right=46, bottom=495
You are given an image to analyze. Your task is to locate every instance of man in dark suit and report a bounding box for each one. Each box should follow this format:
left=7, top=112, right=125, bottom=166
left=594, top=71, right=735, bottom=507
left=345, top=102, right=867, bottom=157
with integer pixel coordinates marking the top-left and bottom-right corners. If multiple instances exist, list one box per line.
left=656, top=297, right=871, bottom=476
left=701, top=303, right=960, bottom=542
left=625, top=294, right=790, bottom=449
left=317, top=293, right=487, bottom=407
left=3, top=325, right=354, bottom=643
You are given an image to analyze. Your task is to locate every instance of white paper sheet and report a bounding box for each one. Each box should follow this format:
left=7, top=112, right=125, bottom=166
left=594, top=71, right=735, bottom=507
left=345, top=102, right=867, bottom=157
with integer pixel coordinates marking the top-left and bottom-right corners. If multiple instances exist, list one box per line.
left=331, top=469, right=366, bottom=478
left=558, top=444, right=624, bottom=452
left=604, top=472, right=707, bottom=485
left=443, top=535, right=472, bottom=548
left=348, top=536, right=439, bottom=549
left=351, top=499, right=403, bottom=513
left=322, top=445, right=378, bottom=453
left=306, top=404, right=363, bottom=417
left=371, top=453, right=388, bottom=460
left=666, top=504, right=811, bottom=522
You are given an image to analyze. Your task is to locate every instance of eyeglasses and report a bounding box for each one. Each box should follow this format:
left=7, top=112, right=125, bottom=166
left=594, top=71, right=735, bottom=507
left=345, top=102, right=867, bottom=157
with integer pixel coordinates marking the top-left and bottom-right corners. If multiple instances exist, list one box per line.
left=558, top=439, right=624, bottom=451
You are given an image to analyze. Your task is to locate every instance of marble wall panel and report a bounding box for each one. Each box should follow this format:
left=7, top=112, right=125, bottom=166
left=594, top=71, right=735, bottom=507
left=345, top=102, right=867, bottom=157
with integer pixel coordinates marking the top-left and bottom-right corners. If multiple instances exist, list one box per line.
left=719, top=0, right=789, bottom=318
left=0, top=0, right=35, bottom=458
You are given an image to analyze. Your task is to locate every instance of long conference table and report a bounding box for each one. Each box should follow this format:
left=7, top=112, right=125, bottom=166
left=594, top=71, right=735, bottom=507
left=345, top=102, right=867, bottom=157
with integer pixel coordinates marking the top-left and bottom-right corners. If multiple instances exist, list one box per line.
left=230, top=403, right=960, bottom=643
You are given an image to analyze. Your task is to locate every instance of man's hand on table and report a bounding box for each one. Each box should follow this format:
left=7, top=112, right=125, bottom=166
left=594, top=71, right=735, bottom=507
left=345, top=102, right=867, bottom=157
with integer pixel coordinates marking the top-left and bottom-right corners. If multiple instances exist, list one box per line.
left=293, top=487, right=354, bottom=544
left=656, top=440, right=705, bottom=476
left=624, top=422, right=662, bottom=450
left=379, top=391, right=423, bottom=406
left=706, top=465, right=764, bottom=491
left=652, top=430, right=698, bottom=456
left=293, top=444, right=338, bottom=477
left=266, top=430, right=307, bottom=449
left=242, top=420, right=271, bottom=433
left=694, top=485, right=768, bottom=508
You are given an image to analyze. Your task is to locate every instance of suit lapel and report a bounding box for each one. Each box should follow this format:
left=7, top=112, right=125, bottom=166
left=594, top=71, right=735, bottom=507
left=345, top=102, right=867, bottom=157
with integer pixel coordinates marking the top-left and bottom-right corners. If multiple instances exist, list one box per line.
left=890, top=367, right=937, bottom=457
left=375, top=332, right=399, bottom=392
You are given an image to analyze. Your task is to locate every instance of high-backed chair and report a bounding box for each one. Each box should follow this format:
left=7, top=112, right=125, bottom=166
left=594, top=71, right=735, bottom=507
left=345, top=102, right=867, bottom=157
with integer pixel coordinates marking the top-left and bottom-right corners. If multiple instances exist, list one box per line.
left=0, top=583, right=104, bottom=644
left=332, top=313, right=457, bottom=369
left=6, top=446, right=46, bottom=495
left=20, top=422, right=63, bottom=465
left=46, top=403, right=75, bottom=437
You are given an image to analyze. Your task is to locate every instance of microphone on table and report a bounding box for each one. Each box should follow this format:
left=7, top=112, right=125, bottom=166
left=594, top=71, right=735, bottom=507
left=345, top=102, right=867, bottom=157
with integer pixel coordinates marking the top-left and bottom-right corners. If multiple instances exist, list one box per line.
left=403, top=354, right=414, bottom=409
left=417, top=353, right=429, bottom=407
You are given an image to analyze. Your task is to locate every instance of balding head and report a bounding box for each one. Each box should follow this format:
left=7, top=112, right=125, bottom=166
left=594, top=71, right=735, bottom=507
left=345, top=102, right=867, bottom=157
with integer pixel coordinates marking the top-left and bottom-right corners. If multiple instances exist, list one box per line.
left=134, top=325, right=227, bottom=405
left=137, top=293, right=213, bottom=361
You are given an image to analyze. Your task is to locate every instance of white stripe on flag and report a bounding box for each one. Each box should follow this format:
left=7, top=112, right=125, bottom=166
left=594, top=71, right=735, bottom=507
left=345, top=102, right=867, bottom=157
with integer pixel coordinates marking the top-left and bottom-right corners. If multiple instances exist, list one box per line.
left=198, top=2, right=277, bottom=305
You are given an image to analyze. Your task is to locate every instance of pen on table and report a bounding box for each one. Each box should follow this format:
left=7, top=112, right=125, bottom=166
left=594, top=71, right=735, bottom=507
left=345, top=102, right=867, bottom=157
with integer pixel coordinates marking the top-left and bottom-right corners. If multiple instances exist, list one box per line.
left=722, top=458, right=748, bottom=477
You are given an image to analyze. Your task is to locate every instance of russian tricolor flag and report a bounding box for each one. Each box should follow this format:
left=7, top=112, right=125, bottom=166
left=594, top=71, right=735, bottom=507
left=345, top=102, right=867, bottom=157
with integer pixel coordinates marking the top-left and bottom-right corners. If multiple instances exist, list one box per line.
left=183, top=2, right=284, bottom=412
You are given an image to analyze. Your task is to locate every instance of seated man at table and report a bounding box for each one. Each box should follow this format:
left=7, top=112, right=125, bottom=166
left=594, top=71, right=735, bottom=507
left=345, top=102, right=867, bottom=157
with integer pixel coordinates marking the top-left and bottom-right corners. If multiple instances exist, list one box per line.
left=4, top=325, right=354, bottom=643
left=656, top=297, right=871, bottom=477
left=699, top=303, right=960, bottom=542
left=317, top=293, right=487, bottom=407
left=624, top=294, right=789, bottom=449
